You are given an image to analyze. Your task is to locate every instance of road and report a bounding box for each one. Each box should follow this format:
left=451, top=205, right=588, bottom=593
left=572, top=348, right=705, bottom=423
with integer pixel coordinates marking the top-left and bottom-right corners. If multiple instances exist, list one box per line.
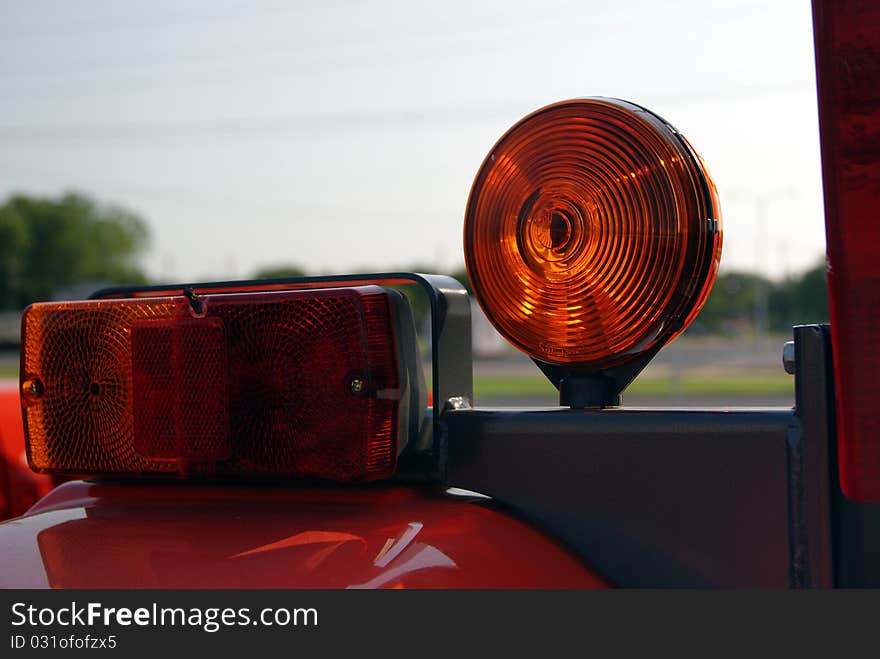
left=472, top=334, right=794, bottom=407
left=3, top=334, right=795, bottom=407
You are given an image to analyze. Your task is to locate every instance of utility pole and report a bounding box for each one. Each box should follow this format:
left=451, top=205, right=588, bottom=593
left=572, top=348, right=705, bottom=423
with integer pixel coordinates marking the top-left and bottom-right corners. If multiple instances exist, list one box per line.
left=754, top=195, right=769, bottom=346
left=726, top=187, right=798, bottom=347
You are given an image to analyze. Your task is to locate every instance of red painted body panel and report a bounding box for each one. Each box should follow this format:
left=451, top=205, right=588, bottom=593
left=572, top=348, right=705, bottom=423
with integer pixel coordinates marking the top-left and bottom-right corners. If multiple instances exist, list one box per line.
left=0, top=480, right=608, bottom=588
left=0, top=383, right=53, bottom=520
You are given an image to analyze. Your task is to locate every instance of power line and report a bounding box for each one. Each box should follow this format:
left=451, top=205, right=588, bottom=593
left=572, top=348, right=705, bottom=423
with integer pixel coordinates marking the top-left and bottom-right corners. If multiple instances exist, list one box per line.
left=0, top=105, right=516, bottom=142
left=0, top=80, right=814, bottom=144
left=0, top=160, right=454, bottom=223
left=1, top=0, right=776, bottom=97
left=0, top=0, right=337, bottom=42
left=2, top=0, right=762, bottom=45
left=1, top=5, right=572, bottom=80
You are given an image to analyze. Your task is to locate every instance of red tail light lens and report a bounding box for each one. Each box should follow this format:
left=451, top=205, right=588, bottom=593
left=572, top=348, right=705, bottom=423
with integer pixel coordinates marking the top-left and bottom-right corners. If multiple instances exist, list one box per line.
left=20, top=286, right=414, bottom=482
left=464, top=98, right=722, bottom=370
left=131, top=317, right=231, bottom=461
left=813, top=1, right=880, bottom=501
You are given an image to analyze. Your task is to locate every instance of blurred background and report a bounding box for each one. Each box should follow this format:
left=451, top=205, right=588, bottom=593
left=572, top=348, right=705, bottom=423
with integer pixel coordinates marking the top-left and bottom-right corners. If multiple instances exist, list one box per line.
left=0, top=0, right=826, bottom=406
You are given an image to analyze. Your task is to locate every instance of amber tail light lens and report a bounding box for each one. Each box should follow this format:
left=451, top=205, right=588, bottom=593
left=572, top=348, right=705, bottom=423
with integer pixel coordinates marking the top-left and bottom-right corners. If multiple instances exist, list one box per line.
left=464, top=98, right=722, bottom=374
left=20, top=286, right=420, bottom=482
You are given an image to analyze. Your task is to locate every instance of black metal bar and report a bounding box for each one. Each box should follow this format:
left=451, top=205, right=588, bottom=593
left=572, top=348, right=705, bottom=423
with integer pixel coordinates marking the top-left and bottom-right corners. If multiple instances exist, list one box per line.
left=787, top=323, right=880, bottom=589
left=791, top=324, right=835, bottom=587
left=445, top=406, right=796, bottom=587
left=444, top=325, right=839, bottom=587
left=822, top=337, right=880, bottom=588
left=785, top=420, right=808, bottom=587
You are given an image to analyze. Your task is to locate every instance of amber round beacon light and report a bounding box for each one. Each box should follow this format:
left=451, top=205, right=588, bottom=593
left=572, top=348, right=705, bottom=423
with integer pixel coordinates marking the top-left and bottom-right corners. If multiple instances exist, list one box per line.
left=464, top=97, right=722, bottom=406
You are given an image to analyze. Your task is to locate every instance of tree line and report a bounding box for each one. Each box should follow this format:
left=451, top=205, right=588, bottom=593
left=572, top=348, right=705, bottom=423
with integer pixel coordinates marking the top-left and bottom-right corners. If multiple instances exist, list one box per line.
left=0, top=192, right=828, bottom=334
left=694, top=264, right=829, bottom=334
left=0, top=192, right=148, bottom=309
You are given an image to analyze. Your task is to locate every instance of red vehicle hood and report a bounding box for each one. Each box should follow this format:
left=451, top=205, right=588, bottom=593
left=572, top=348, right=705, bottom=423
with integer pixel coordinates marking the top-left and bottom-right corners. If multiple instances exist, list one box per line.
left=0, top=480, right=607, bottom=589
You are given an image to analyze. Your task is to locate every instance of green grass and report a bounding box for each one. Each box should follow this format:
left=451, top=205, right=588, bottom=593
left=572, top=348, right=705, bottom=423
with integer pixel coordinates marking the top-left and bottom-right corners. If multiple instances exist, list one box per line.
left=626, top=374, right=793, bottom=397
left=0, top=365, right=793, bottom=399
left=474, top=373, right=793, bottom=399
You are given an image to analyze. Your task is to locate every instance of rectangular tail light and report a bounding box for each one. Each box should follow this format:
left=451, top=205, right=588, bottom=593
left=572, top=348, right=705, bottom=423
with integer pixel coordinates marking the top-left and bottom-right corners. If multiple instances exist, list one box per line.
left=20, top=286, right=423, bottom=482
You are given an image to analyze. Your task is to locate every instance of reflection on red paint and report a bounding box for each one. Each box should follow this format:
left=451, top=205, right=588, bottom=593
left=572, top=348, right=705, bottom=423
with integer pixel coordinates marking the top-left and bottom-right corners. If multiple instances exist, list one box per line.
left=0, top=386, right=53, bottom=519
left=1, top=480, right=608, bottom=588
left=230, top=531, right=366, bottom=559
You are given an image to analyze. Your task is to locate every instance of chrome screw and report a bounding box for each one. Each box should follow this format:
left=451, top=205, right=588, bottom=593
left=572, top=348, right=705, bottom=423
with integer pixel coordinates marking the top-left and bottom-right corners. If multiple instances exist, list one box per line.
left=22, top=378, right=44, bottom=399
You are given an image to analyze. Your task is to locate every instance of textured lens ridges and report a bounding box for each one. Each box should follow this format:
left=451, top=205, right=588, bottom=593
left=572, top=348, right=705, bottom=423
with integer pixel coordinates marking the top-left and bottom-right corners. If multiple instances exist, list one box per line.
left=22, top=299, right=180, bottom=473
left=21, top=287, right=401, bottom=482
left=218, top=290, right=398, bottom=480
left=131, top=318, right=231, bottom=461
left=464, top=98, right=722, bottom=368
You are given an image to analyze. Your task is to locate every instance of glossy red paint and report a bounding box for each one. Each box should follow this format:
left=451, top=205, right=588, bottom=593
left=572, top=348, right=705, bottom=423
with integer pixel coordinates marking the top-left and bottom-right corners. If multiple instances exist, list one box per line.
left=0, top=480, right=609, bottom=588
left=0, top=383, right=53, bottom=520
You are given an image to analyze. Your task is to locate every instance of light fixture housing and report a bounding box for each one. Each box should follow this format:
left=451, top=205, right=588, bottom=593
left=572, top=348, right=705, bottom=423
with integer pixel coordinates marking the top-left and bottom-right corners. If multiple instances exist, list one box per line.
left=464, top=97, right=722, bottom=406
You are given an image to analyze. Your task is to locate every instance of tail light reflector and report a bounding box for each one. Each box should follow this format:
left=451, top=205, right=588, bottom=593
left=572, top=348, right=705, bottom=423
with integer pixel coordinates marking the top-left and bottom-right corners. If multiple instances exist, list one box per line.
left=20, top=286, right=416, bottom=482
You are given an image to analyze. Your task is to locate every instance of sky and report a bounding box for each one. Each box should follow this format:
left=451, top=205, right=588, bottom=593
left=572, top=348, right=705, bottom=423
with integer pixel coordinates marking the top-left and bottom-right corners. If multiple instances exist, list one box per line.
left=0, top=0, right=825, bottom=283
